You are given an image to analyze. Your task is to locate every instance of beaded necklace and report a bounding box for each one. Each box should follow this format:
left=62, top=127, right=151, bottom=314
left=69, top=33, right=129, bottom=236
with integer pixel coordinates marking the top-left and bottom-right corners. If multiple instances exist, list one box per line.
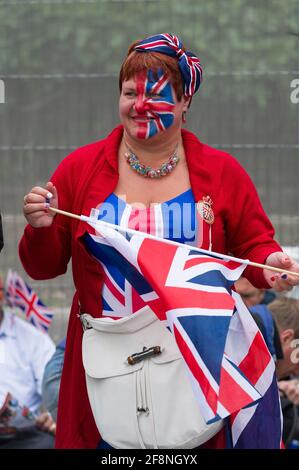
left=124, top=144, right=180, bottom=178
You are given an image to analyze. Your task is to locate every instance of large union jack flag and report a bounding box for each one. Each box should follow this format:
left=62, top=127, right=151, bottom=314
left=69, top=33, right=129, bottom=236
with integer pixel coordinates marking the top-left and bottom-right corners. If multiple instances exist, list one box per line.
left=5, top=270, right=54, bottom=333
left=82, top=220, right=282, bottom=448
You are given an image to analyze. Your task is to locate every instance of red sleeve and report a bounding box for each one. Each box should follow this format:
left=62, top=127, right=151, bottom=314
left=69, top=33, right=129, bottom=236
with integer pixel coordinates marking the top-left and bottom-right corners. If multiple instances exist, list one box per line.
left=222, top=156, right=282, bottom=288
left=19, top=153, right=76, bottom=280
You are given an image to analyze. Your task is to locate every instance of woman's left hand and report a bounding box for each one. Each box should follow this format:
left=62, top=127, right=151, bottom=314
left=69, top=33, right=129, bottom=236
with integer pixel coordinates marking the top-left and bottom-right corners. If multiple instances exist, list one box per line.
left=35, top=411, right=56, bottom=435
left=264, top=252, right=299, bottom=292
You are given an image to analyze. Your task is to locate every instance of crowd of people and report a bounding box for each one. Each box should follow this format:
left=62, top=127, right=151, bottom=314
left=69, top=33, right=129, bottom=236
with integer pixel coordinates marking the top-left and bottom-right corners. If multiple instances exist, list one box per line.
left=1, top=269, right=299, bottom=448
left=1, top=33, right=299, bottom=449
left=235, top=278, right=299, bottom=446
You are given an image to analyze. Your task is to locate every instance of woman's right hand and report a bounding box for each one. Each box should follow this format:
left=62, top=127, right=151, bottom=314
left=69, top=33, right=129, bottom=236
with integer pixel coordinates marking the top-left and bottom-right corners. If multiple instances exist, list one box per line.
left=23, top=181, right=58, bottom=228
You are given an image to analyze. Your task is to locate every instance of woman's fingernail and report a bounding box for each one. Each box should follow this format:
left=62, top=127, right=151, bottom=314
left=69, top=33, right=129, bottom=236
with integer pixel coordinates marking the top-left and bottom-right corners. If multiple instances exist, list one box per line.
left=44, top=202, right=50, bottom=208
left=45, top=193, right=53, bottom=204
left=281, top=274, right=288, bottom=280
left=271, top=276, right=276, bottom=282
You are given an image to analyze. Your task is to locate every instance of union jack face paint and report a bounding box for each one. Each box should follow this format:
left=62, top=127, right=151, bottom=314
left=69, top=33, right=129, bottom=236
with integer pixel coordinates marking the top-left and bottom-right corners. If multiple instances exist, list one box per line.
left=131, top=68, right=175, bottom=139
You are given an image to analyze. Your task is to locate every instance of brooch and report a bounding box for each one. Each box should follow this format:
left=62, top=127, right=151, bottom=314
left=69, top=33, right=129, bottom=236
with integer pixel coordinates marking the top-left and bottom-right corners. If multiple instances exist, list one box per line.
left=197, top=195, right=215, bottom=225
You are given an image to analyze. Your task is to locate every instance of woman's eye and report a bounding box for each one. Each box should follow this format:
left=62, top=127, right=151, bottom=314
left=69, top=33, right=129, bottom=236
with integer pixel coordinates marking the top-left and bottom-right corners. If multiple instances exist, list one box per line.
left=124, top=92, right=136, bottom=97
left=148, top=94, right=160, bottom=99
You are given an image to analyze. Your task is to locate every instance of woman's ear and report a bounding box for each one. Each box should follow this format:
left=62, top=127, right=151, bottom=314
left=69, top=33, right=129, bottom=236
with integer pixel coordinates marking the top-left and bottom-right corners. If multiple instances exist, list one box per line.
left=183, top=95, right=192, bottom=111
left=280, top=328, right=295, bottom=344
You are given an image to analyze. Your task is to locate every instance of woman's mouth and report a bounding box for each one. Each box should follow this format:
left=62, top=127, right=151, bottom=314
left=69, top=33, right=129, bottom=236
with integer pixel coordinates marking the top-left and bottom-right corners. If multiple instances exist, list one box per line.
left=131, top=115, right=155, bottom=122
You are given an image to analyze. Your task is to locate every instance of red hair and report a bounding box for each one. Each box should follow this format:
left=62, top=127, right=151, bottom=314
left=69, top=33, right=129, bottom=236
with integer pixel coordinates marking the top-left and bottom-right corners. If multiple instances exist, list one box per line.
left=119, top=40, right=185, bottom=101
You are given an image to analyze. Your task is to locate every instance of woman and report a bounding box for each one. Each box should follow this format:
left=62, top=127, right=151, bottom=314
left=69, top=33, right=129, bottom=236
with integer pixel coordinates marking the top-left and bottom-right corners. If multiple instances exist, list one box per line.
left=20, top=33, right=299, bottom=449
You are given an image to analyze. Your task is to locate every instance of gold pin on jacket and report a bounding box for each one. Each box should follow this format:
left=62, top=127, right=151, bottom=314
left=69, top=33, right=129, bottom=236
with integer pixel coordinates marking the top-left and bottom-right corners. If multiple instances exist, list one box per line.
left=197, top=195, right=214, bottom=224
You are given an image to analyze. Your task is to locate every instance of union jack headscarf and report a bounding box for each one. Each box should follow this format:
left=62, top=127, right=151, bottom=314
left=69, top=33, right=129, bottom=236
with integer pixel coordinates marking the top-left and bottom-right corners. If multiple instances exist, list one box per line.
left=134, top=33, right=203, bottom=97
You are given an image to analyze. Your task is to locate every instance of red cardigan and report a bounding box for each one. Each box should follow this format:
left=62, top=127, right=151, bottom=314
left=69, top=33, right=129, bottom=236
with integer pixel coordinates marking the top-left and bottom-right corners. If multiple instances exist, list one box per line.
left=19, top=125, right=281, bottom=448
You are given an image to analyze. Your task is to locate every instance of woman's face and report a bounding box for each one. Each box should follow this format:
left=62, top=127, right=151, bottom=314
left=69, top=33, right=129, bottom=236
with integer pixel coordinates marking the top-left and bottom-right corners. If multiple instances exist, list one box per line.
left=119, top=68, right=189, bottom=141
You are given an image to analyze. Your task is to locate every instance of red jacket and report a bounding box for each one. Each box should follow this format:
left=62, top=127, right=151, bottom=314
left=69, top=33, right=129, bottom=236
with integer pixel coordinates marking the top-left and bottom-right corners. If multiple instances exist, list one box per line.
left=19, top=125, right=281, bottom=448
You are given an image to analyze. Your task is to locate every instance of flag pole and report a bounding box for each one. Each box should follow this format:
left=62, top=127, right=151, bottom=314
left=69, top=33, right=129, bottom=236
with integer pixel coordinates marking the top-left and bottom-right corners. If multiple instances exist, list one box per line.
left=49, top=207, right=82, bottom=221
left=48, top=206, right=299, bottom=278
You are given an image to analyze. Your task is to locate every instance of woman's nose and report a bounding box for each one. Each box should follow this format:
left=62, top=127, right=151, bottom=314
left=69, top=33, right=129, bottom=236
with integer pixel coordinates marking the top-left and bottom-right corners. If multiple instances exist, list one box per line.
left=134, top=96, right=150, bottom=114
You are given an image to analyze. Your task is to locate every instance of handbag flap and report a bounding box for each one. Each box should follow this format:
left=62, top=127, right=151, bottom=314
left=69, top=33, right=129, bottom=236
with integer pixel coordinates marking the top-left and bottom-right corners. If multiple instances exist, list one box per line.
left=82, top=307, right=183, bottom=378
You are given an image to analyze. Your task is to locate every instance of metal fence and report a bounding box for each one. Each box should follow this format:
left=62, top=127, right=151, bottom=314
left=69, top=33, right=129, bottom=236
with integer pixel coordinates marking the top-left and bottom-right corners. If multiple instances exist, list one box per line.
left=0, top=0, right=298, bottom=342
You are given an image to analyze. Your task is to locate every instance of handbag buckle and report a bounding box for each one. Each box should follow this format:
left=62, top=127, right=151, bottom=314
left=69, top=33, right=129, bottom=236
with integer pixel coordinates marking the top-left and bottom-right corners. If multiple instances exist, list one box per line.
left=127, top=346, right=162, bottom=365
left=80, top=315, right=92, bottom=332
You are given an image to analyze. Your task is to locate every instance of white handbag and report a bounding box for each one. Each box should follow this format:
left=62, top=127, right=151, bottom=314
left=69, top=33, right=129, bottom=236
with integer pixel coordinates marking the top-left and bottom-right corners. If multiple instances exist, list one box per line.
left=81, top=305, right=223, bottom=449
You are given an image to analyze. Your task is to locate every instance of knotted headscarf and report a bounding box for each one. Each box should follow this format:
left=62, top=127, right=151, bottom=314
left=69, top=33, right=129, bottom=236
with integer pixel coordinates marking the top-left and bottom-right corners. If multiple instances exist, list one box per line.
left=134, top=33, right=203, bottom=97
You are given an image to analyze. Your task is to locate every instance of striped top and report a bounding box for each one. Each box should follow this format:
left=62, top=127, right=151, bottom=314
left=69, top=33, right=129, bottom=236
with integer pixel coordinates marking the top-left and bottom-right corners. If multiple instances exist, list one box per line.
left=88, top=189, right=201, bottom=317
left=97, top=189, right=199, bottom=243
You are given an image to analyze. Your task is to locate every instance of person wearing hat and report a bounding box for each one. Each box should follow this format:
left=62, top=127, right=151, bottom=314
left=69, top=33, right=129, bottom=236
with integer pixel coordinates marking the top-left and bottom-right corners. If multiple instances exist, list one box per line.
left=20, top=34, right=299, bottom=449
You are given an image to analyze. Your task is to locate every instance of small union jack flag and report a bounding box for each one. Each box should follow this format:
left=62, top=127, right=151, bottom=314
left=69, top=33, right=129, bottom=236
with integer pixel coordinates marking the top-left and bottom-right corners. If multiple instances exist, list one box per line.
left=5, top=270, right=54, bottom=333
left=4, top=269, right=16, bottom=308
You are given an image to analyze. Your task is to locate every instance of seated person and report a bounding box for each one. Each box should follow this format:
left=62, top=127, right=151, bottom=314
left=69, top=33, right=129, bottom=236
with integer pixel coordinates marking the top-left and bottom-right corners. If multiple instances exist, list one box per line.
left=0, top=277, right=56, bottom=448
left=235, top=277, right=266, bottom=308
left=268, top=298, right=299, bottom=380
left=42, top=338, right=66, bottom=422
left=235, top=276, right=276, bottom=308
left=267, top=297, right=299, bottom=446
